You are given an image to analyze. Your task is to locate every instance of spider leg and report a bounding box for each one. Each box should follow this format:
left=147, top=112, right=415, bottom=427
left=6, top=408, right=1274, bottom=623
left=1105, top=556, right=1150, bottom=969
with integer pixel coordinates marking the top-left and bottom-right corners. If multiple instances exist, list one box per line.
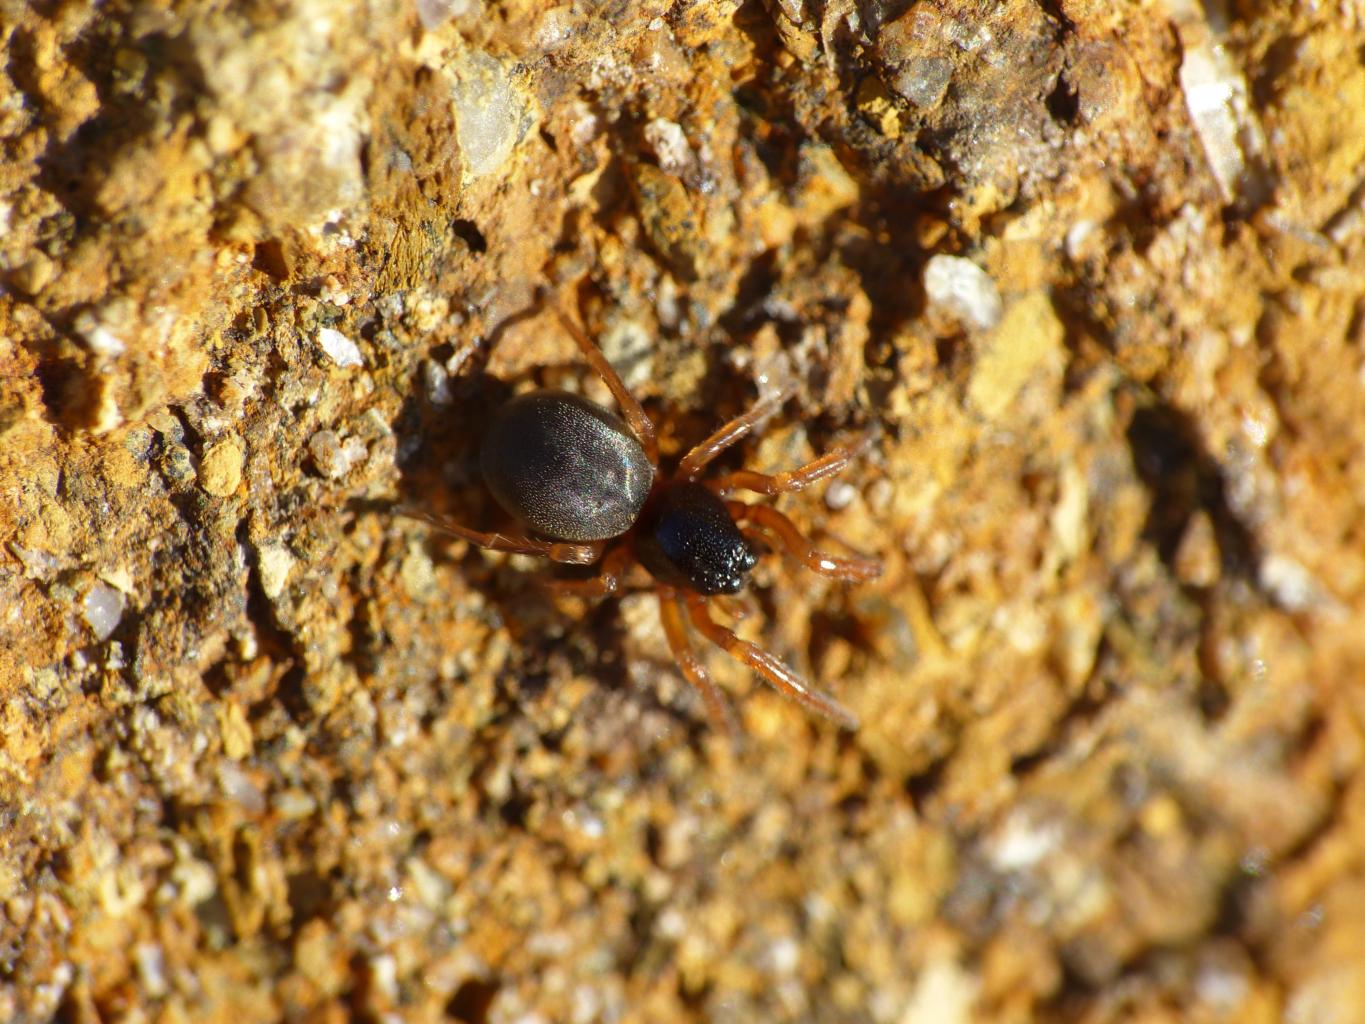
left=657, top=586, right=741, bottom=736
left=677, top=386, right=796, bottom=480
left=400, top=508, right=603, bottom=565
left=710, top=591, right=758, bottom=623
left=554, top=305, right=660, bottom=467
left=545, top=544, right=635, bottom=599
left=684, top=593, right=859, bottom=730
left=731, top=503, right=882, bottom=582
left=709, top=429, right=877, bottom=496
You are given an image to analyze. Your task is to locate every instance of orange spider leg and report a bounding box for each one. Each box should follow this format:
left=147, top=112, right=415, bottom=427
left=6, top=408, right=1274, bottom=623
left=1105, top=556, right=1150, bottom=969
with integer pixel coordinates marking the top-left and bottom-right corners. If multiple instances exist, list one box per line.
left=684, top=593, right=859, bottom=730
left=710, top=591, right=757, bottom=622
left=731, top=502, right=882, bottom=582
left=657, top=587, right=741, bottom=736
left=400, top=508, right=602, bottom=565
left=554, top=307, right=660, bottom=467
left=544, top=544, right=636, bottom=599
left=709, top=430, right=877, bottom=496
left=676, top=386, right=796, bottom=480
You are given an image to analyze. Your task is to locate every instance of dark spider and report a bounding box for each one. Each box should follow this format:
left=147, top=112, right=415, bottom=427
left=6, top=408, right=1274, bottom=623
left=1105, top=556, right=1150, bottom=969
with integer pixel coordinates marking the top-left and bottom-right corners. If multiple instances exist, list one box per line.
left=407, top=299, right=882, bottom=734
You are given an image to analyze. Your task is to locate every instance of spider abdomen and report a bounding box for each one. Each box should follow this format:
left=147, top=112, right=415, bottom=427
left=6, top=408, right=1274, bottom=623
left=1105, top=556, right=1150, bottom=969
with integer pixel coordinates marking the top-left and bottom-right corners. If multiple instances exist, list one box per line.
left=480, top=390, right=654, bottom=542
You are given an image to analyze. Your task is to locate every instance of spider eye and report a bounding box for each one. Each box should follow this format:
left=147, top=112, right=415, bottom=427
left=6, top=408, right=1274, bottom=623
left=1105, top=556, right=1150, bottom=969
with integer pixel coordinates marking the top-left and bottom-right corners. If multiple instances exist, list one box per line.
left=717, top=574, right=744, bottom=595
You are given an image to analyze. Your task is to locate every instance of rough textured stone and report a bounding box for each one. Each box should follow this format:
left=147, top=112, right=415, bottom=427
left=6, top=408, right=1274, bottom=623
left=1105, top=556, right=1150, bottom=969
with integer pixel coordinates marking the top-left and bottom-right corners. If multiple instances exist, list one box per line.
left=198, top=437, right=244, bottom=497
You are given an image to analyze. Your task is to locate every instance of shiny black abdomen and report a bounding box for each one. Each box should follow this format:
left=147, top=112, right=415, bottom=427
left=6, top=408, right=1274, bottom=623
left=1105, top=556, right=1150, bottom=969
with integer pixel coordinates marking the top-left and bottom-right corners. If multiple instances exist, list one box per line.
left=637, top=481, right=758, bottom=595
left=480, top=390, right=654, bottom=542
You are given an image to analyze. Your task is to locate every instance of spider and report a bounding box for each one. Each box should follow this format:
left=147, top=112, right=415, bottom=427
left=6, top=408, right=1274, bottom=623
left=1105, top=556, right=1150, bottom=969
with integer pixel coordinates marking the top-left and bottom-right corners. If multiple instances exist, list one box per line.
left=407, top=300, right=882, bottom=735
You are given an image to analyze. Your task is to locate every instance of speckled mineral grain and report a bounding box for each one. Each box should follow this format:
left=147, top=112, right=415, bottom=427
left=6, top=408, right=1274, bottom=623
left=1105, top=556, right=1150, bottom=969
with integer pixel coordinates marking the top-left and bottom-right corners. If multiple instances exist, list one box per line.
left=3, top=2, right=1365, bottom=1023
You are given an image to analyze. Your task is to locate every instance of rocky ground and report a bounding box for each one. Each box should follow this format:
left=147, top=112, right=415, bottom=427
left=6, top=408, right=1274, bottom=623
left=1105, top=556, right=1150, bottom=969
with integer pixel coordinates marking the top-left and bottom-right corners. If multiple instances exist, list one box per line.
left=3, top=1, right=1365, bottom=1021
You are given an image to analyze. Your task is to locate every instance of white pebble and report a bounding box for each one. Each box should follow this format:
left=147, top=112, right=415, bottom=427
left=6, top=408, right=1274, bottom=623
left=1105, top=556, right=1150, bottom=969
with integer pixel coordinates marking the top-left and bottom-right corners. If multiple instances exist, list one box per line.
left=892, top=56, right=952, bottom=110
left=273, top=789, right=318, bottom=819
left=218, top=762, right=266, bottom=814
left=451, top=48, right=531, bottom=180
left=568, top=100, right=600, bottom=149
left=643, top=118, right=695, bottom=178
left=256, top=542, right=296, bottom=600
left=422, top=361, right=452, bottom=405
left=766, top=936, right=801, bottom=975
left=376, top=292, right=405, bottom=321
left=1065, top=219, right=1098, bottom=258
left=923, top=254, right=1003, bottom=332
left=10, top=543, right=59, bottom=580
left=1196, top=962, right=1248, bottom=1010
left=1175, top=6, right=1267, bottom=206
left=1259, top=554, right=1335, bottom=613
left=369, top=954, right=399, bottom=1001
left=82, top=583, right=126, bottom=641
left=309, top=430, right=368, bottom=479
left=134, top=944, right=169, bottom=999
left=316, top=327, right=364, bottom=368
left=416, top=0, right=475, bottom=29
left=824, top=480, right=856, bottom=511
left=80, top=323, right=127, bottom=358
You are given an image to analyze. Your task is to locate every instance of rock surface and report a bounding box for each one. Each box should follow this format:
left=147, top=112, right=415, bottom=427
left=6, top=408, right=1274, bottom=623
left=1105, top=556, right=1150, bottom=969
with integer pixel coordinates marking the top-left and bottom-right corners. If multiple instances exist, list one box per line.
left=2, top=1, right=1365, bottom=1021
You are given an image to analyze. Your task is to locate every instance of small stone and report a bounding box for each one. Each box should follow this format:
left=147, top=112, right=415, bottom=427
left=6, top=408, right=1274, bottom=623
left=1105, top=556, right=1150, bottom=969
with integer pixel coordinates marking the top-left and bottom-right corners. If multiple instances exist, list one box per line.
left=533, top=5, right=575, bottom=52
left=1174, top=511, right=1221, bottom=587
left=256, top=542, right=296, bottom=600
left=966, top=291, right=1064, bottom=420
left=900, top=954, right=979, bottom=1024
left=450, top=48, right=534, bottom=180
left=273, top=789, right=318, bottom=819
left=82, top=583, right=126, bottom=641
left=217, top=762, right=266, bottom=814
left=400, top=546, right=438, bottom=601
left=308, top=430, right=367, bottom=479
left=10, top=253, right=55, bottom=295
left=924, top=254, right=1003, bottom=332
left=856, top=77, right=902, bottom=138
left=416, top=0, right=476, bottom=29
left=295, top=920, right=345, bottom=994
left=73, top=304, right=135, bottom=359
left=629, top=161, right=702, bottom=282
left=316, top=327, right=364, bottom=368
left=892, top=56, right=953, bottom=109
left=1260, top=553, right=1334, bottom=612
left=198, top=438, right=244, bottom=497
left=824, top=480, right=856, bottom=511
left=9, top=543, right=59, bottom=581
left=134, top=944, right=168, bottom=1000
left=160, top=443, right=196, bottom=487
left=643, top=118, right=696, bottom=179
left=1174, top=10, right=1270, bottom=207
left=422, top=360, right=452, bottom=405
left=98, top=567, right=136, bottom=597
left=795, top=144, right=859, bottom=221
left=308, top=431, right=344, bottom=477
left=217, top=700, right=253, bottom=760
left=78, top=322, right=127, bottom=358
left=90, top=374, right=124, bottom=435
left=599, top=319, right=654, bottom=391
